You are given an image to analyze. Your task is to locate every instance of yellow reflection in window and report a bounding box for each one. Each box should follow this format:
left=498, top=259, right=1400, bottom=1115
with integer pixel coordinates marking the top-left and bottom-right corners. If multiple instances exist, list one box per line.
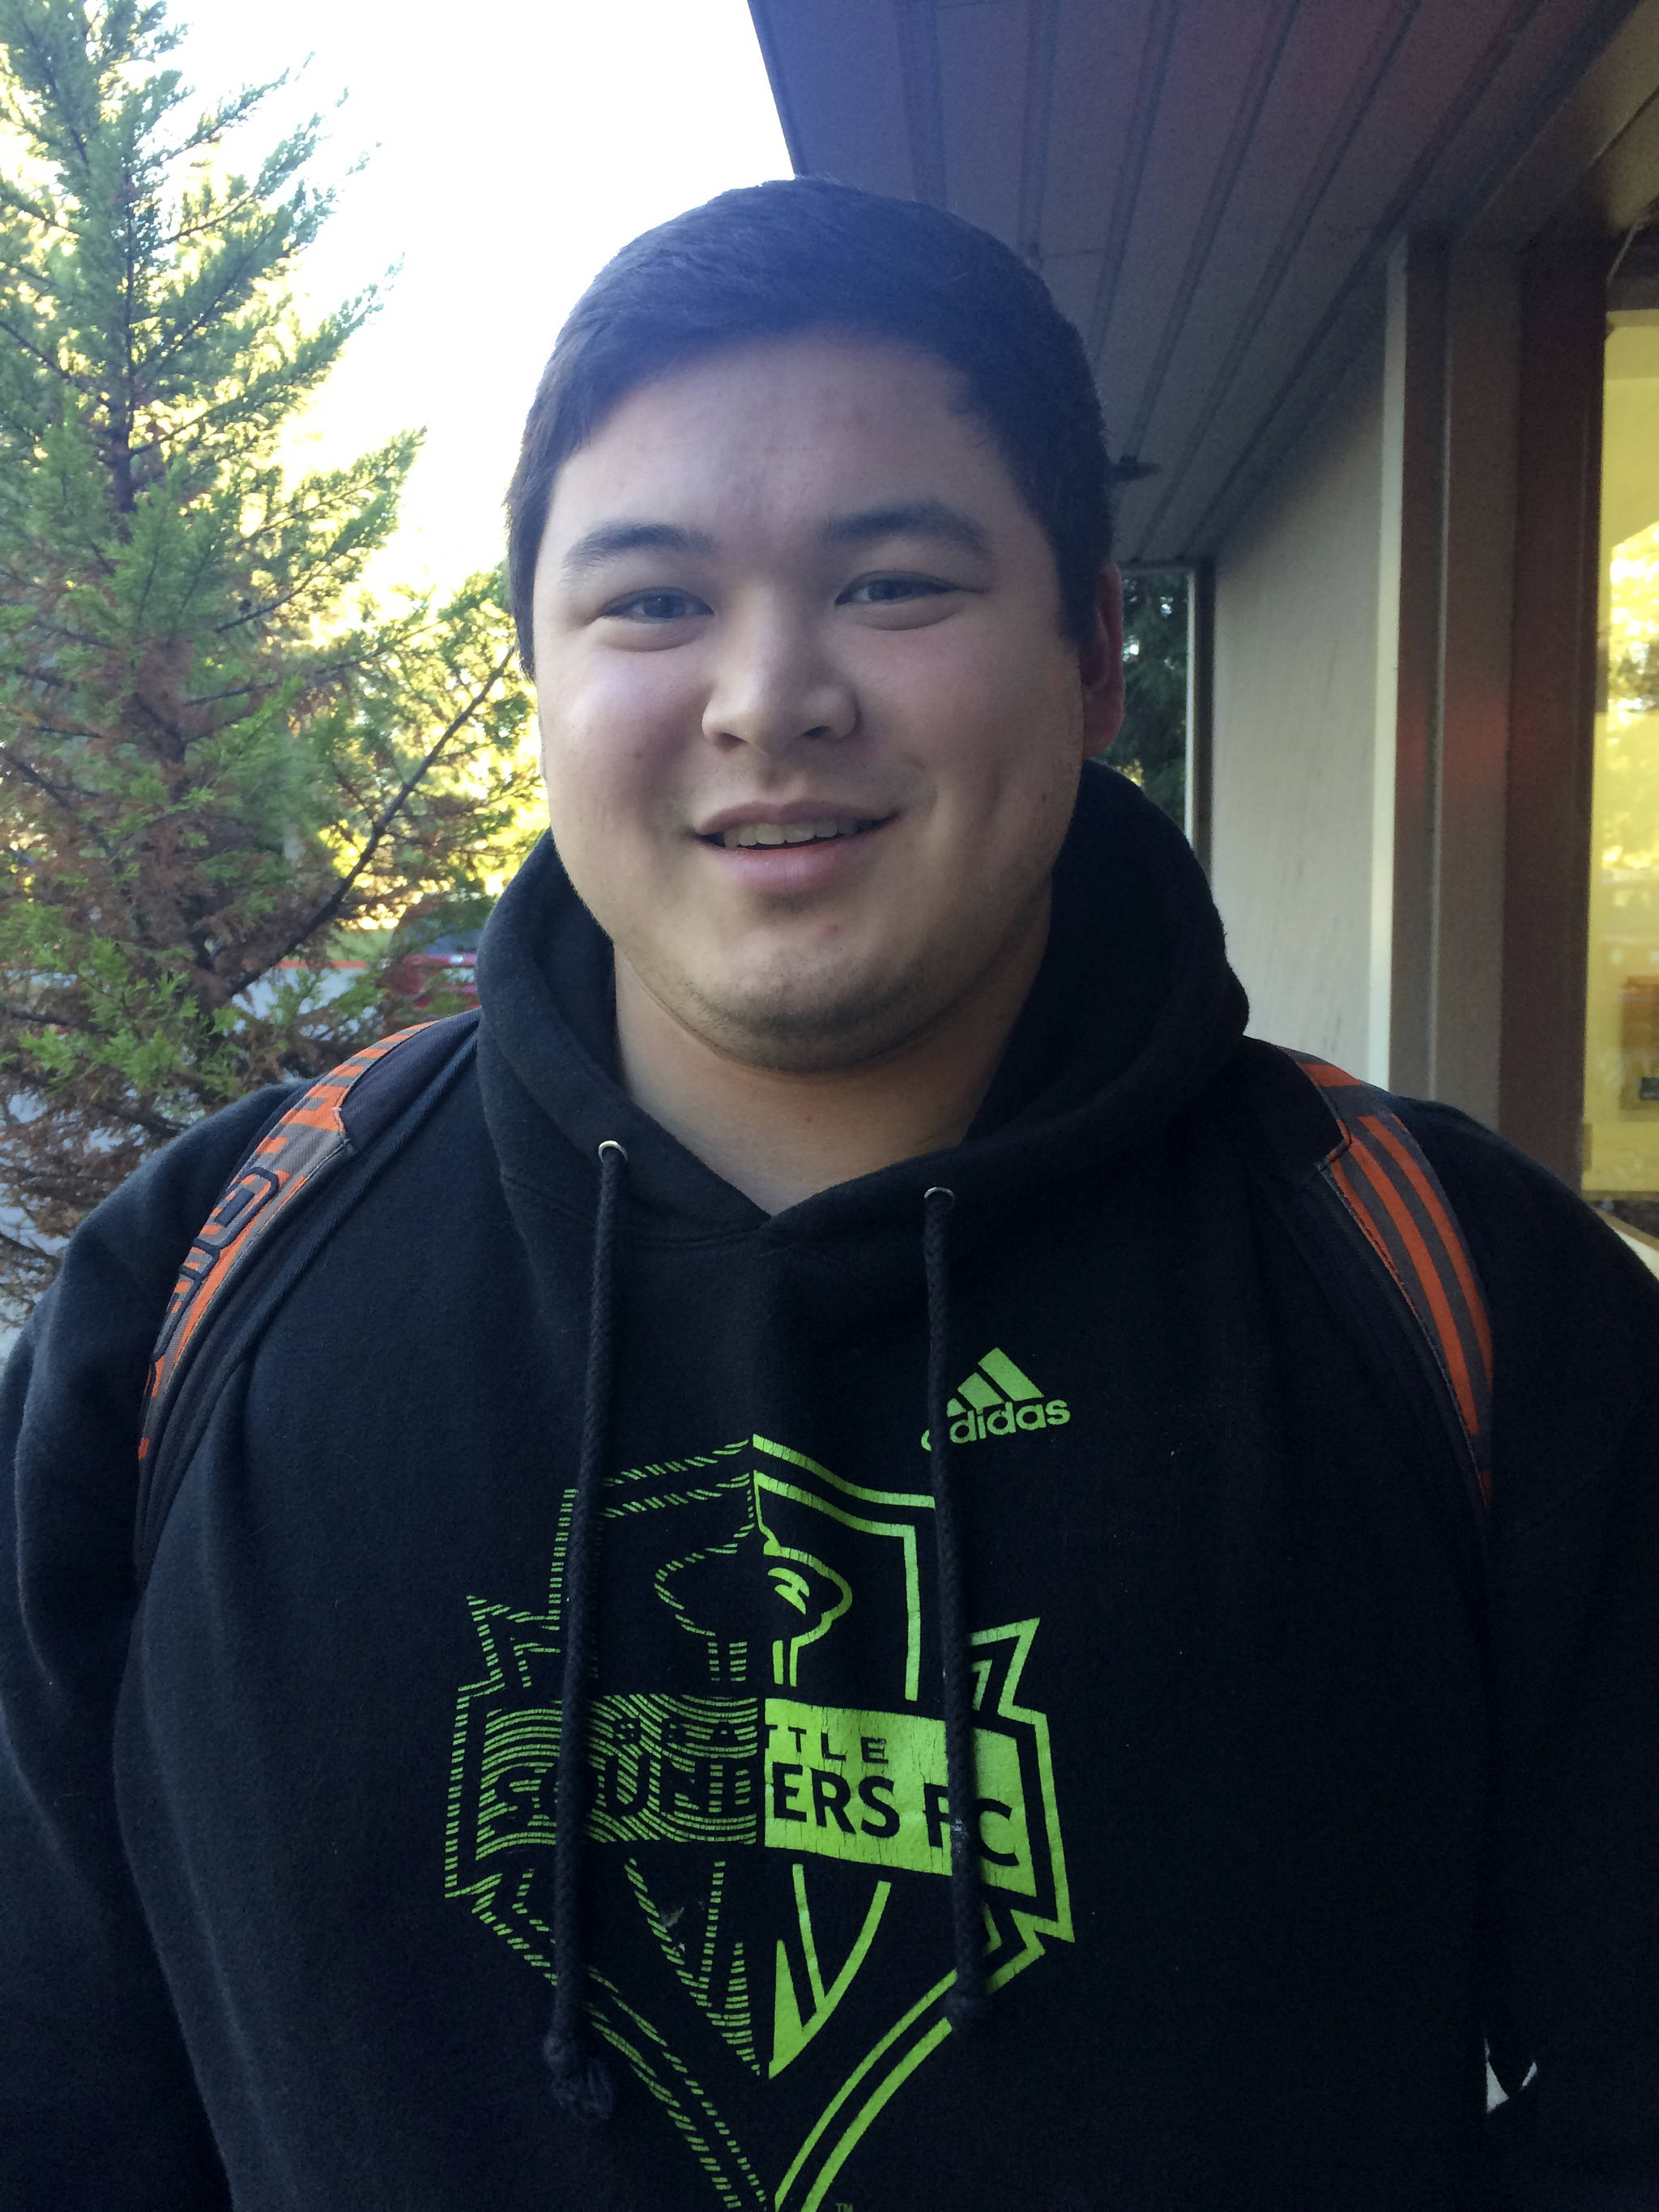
left=1584, top=312, right=1659, bottom=1201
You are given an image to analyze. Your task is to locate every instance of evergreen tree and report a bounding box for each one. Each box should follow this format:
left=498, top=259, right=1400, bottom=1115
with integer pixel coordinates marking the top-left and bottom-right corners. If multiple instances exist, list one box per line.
left=1111, top=569, right=1187, bottom=828
left=0, top=0, right=538, bottom=1321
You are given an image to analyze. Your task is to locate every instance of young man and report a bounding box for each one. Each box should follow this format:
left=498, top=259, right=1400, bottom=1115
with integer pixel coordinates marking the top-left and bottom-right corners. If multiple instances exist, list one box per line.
left=2, top=180, right=1657, bottom=2212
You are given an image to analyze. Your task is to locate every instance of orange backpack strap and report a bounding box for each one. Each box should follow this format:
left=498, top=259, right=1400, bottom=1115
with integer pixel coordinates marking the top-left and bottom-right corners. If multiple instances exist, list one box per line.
left=1284, top=1051, right=1494, bottom=1511
left=135, top=1010, right=479, bottom=1579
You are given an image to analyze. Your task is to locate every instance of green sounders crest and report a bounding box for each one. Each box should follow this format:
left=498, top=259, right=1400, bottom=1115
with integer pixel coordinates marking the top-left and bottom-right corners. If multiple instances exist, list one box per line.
left=446, top=1432, right=1071, bottom=2210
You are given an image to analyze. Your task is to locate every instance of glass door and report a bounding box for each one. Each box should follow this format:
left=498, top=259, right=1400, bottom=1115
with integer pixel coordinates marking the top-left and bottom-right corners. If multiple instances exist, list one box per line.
left=1584, top=308, right=1659, bottom=1231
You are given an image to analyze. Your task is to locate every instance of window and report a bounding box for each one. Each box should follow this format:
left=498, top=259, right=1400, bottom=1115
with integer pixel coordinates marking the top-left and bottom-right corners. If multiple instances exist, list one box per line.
left=1583, top=306, right=1659, bottom=1230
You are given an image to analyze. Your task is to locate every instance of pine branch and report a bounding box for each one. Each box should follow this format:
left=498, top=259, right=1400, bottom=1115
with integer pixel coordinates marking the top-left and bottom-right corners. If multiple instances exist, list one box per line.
left=181, top=650, right=371, bottom=712
left=0, top=658, right=78, bottom=689
left=92, top=1096, right=186, bottom=1140
left=163, top=177, right=279, bottom=248
left=0, top=306, right=72, bottom=377
left=211, top=531, right=385, bottom=633
left=0, top=741, right=118, bottom=863
left=0, top=176, right=59, bottom=227
left=9, top=10, right=91, bottom=173
left=127, top=684, right=186, bottom=752
left=222, top=650, right=516, bottom=991
left=0, top=1218, right=60, bottom=1265
left=0, top=232, right=75, bottom=283
left=0, top=998, right=95, bottom=1033
left=146, top=232, right=288, bottom=375
left=0, top=608, right=108, bottom=646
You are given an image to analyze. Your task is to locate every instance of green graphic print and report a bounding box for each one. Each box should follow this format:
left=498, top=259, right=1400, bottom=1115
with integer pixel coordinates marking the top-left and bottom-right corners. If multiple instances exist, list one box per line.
left=446, top=1432, right=1071, bottom=2210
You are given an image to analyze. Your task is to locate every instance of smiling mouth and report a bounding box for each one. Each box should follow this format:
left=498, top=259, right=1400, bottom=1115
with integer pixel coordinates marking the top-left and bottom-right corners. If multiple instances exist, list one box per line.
left=705, top=816, right=889, bottom=849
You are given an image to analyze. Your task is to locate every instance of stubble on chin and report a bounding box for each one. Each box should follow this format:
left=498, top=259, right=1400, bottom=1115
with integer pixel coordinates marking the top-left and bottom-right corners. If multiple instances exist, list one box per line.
left=618, top=871, right=1053, bottom=1080
left=629, top=949, right=941, bottom=1076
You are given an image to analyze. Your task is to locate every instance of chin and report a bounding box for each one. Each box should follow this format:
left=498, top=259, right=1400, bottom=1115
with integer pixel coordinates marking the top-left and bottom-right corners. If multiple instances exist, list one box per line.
left=689, top=970, right=940, bottom=1074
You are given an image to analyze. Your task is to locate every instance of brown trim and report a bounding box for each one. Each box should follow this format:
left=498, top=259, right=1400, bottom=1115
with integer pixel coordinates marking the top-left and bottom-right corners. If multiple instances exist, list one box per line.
left=1387, top=237, right=1450, bottom=1101
left=1430, top=248, right=1520, bottom=1131
left=1497, top=243, right=1610, bottom=1183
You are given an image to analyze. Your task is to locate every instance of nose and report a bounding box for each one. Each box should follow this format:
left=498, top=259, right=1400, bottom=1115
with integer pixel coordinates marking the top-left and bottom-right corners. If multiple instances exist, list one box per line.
left=700, top=602, right=856, bottom=753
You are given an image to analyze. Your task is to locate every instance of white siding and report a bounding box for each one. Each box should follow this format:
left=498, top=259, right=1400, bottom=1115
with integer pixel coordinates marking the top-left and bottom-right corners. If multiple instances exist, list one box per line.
left=1210, top=356, right=1387, bottom=1076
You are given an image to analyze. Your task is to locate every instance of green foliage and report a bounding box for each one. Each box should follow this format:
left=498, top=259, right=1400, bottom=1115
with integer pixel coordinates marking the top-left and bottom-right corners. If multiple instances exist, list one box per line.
left=1109, top=569, right=1187, bottom=829
left=0, top=0, right=538, bottom=1318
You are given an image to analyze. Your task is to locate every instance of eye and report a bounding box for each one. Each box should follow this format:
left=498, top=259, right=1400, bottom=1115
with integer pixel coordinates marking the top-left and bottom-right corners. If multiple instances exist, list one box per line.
left=838, top=574, right=957, bottom=606
left=603, top=589, right=708, bottom=622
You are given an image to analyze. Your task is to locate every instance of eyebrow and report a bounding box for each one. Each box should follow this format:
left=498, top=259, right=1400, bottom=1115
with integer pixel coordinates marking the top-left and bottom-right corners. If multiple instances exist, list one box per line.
left=558, top=521, right=716, bottom=579
left=821, top=500, right=992, bottom=561
left=560, top=500, right=993, bottom=582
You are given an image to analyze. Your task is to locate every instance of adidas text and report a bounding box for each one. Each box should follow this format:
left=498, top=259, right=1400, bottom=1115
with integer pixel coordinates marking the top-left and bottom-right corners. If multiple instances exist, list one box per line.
left=921, top=1400, right=1070, bottom=1450
left=920, top=1345, right=1068, bottom=1451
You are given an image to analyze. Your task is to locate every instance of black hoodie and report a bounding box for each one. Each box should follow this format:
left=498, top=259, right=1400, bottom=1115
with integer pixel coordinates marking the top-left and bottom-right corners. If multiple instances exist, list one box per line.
left=3, top=765, right=1658, bottom=2212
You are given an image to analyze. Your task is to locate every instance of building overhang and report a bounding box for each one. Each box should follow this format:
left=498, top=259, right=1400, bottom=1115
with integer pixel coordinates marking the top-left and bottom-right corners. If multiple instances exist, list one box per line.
left=748, top=0, right=1659, bottom=563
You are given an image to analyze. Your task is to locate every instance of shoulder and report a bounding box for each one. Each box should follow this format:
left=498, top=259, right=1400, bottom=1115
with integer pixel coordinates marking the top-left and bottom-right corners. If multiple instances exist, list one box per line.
left=1388, top=1096, right=1659, bottom=1520
left=1231, top=1041, right=1656, bottom=1346
left=54, top=1083, right=301, bottom=1326
left=1392, top=1093, right=1656, bottom=1326
left=1223, top=1042, right=1658, bottom=1522
left=81, top=1083, right=301, bottom=1274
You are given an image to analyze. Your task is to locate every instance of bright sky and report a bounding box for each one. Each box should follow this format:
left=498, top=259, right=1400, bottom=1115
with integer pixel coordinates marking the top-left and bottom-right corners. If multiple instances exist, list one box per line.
left=167, top=0, right=793, bottom=600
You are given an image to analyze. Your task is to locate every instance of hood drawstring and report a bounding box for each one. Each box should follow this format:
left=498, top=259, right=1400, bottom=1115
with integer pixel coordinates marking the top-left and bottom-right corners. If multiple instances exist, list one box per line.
left=545, top=1158, right=985, bottom=2120
left=923, top=1184, right=988, bottom=2035
left=544, top=1137, right=627, bottom=2125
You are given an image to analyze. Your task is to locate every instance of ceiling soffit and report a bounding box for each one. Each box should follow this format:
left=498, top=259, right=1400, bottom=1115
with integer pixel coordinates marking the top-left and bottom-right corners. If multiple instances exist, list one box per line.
left=748, top=0, right=1648, bottom=561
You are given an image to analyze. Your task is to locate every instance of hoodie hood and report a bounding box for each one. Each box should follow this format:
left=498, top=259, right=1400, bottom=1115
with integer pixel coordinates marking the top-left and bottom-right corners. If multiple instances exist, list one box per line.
left=473, top=760, right=1249, bottom=1251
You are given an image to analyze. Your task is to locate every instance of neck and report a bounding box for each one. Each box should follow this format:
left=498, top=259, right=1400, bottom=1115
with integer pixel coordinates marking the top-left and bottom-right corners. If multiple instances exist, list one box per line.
left=612, top=900, right=1050, bottom=1213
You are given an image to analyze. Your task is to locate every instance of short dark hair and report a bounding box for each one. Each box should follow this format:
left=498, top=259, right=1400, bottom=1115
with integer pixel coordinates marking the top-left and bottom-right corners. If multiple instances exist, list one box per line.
left=506, top=177, right=1111, bottom=671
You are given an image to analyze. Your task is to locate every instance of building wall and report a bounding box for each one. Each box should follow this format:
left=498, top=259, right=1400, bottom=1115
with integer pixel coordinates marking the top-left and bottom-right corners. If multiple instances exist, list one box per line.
left=1210, top=356, right=1387, bottom=1074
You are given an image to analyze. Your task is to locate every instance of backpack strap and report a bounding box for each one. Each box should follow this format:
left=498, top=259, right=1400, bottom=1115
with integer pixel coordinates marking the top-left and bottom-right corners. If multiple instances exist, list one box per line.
left=1283, top=1050, right=1494, bottom=1512
left=135, top=1010, right=479, bottom=1577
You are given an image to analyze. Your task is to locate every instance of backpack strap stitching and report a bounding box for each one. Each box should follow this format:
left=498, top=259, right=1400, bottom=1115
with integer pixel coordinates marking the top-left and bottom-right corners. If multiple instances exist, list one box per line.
left=1286, top=1051, right=1494, bottom=1509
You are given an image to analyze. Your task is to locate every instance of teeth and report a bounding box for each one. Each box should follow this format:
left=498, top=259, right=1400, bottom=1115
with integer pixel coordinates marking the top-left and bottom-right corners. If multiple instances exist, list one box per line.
left=719, top=818, right=868, bottom=849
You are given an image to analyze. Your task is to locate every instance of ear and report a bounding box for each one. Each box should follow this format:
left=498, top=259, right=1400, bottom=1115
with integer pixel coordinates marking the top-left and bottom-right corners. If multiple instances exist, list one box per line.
left=1077, top=561, right=1125, bottom=759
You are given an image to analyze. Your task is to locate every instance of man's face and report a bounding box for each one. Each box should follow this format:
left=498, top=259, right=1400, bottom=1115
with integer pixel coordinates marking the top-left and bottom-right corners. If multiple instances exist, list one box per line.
left=531, top=332, right=1123, bottom=1072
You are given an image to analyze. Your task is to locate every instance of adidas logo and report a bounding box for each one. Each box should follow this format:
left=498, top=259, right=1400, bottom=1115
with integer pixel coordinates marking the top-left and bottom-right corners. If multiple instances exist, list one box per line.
left=919, top=1346, right=1070, bottom=1451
